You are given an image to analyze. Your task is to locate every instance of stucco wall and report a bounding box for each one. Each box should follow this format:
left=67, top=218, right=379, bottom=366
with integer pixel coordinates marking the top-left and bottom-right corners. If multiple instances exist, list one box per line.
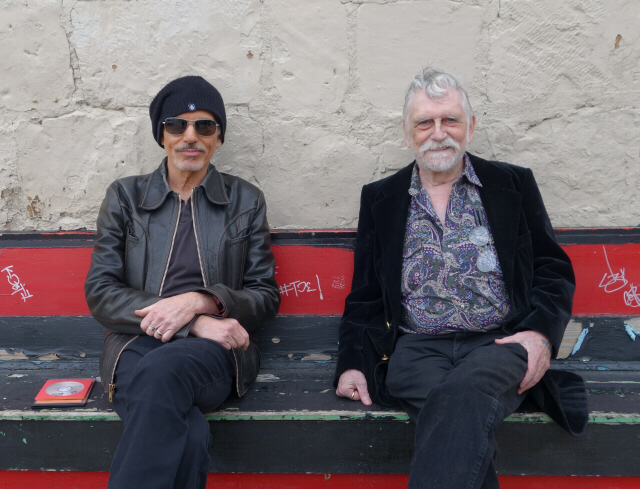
left=1, top=0, right=638, bottom=230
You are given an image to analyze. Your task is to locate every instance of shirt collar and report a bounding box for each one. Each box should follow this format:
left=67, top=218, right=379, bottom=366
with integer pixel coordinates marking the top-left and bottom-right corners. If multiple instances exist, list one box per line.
left=409, top=153, right=482, bottom=198
left=462, top=154, right=483, bottom=187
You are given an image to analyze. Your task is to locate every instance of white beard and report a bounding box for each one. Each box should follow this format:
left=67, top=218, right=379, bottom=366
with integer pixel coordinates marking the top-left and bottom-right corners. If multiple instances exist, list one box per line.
left=415, top=136, right=466, bottom=173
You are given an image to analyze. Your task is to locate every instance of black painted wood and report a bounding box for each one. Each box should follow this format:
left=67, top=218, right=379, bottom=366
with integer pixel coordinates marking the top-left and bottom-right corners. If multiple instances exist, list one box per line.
left=572, top=318, right=640, bottom=361
left=1, top=359, right=639, bottom=475
left=2, top=227, right=640, bottom=248
left=0, top=316, right=342, bottom=365
left=2, top=363, right=639, bottom=419
left=2, top=315, right=638, bottom=365
left=1, top=414, right=639, bottom=475
left=2, top=313, right=639, bottom=476
left=554, top=227, right=640, bottom=245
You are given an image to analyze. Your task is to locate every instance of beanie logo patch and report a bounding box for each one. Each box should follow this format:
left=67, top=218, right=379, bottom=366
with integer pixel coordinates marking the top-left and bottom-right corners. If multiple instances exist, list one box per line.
left=188, top=103, right=196, bottom=111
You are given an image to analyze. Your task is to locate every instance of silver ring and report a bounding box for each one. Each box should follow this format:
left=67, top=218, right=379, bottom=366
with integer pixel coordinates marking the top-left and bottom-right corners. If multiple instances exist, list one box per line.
left=148, top=325, right=156, bottom=332
left=156, top=331, right=163, bottom=336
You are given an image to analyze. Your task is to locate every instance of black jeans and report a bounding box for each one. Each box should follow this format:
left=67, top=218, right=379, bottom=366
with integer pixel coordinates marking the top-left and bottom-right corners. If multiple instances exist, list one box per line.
left=386, top=331, right=529, bottom=489
left=107, top=336, right=236, bottom=489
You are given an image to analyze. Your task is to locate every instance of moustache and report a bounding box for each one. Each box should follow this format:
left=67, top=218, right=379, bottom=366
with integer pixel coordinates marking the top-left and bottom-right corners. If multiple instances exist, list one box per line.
left=175, top=143, right=206, bottom=152
left=419, top=137, right=461, bottom=154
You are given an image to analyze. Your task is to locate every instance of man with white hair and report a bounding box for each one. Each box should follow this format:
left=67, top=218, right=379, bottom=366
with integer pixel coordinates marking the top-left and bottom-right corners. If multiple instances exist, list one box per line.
left=334, top=67, right=587, bottom=488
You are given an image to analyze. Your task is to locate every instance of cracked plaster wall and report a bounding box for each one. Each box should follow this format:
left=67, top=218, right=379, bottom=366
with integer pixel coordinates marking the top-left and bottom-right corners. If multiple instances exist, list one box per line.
left=1, top=0, right=638, bottom=230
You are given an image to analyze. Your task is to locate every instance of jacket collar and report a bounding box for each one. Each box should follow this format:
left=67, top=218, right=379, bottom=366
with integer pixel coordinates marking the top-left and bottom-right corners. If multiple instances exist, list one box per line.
left=140, top=159, right=231, bottom=210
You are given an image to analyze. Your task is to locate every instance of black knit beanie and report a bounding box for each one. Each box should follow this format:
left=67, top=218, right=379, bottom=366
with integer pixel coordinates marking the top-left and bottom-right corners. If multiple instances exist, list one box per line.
left=149, top=76, right=226, bottom=147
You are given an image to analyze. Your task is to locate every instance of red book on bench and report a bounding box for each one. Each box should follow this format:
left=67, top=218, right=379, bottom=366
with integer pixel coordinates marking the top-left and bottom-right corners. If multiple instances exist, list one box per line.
left=32, top=378, right=95, bottom=408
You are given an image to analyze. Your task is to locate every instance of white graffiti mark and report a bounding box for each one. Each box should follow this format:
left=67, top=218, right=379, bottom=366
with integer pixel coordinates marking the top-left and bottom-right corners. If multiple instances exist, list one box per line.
left=279, top=280, right=317, bottom=298
left=599, top=247, right=640, bottom=308
left=599, top=247, right=628, bottom=293
left=623, top=284, right=640, bottom=308
left=279, top=277, right=325, bottom=301
left=1, top=265, right=33, bottom=302
left=331, top=276, right=346, bottom=290
left=316, top=275, right=323, bottom=300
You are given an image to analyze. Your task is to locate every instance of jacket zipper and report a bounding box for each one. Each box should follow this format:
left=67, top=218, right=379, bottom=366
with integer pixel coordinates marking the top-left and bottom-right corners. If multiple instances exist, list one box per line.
left=108, top=335, right=139, bottom=402
left=108, top=194, right=184, bottom=402
left=191, top=188, right=208, bottom=287
left=158, top=193, right=182, bottom=296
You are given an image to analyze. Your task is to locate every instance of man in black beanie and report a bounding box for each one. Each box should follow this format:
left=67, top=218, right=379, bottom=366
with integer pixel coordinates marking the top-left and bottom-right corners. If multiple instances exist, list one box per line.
left=85, top=76, right=280, bottom=489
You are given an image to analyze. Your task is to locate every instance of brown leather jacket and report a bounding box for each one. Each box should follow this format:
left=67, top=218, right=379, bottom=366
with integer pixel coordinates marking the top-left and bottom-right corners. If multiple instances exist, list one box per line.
left=85, top=160, right=280, bottom=400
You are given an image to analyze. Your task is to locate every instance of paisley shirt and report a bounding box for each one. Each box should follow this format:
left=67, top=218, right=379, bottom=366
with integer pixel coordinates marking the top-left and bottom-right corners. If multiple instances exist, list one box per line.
left=400, top=155, right=511, bottom=335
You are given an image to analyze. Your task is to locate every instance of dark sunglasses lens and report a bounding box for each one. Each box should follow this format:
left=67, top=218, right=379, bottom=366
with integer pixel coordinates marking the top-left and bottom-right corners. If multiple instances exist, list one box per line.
left=194, top=120, right=217, bottom=136
left=164, top=119, right=188, bottom=135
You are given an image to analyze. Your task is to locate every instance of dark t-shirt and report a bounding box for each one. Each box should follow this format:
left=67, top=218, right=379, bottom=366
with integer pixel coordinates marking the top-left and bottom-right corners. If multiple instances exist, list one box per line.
left=161, top=198, right=204, bottom=298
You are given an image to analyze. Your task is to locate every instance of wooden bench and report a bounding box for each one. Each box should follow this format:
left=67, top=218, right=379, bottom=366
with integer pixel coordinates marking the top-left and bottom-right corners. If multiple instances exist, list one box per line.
left=1, top=229, right=639, bottom=488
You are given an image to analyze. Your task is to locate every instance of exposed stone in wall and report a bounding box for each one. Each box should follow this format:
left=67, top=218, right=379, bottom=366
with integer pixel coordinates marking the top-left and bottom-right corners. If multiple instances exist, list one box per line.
left=1, top=0, right=75, bottom=113
left=0, top=0, right=638, bottom=230
left=356, top=1, right=485, bottom=111
left=15, top=110, right=159, bottom=229
left=270, top=0, right=349, bottom=114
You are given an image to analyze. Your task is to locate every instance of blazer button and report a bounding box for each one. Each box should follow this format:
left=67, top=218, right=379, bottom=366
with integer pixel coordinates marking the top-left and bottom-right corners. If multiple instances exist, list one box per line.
left=386, top=321, right=391, bottom=329
left=381, top=355, right=390, bottom=361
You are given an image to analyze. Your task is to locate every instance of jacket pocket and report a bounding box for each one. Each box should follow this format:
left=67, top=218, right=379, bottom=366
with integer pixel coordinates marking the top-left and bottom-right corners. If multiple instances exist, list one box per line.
left=225, top=228, right=251, bottom=289
left=516, top=231, right=531, bottom=249
left=124, top=224, right=145, bottom=290
left=230, top=227, right=251, bottom=244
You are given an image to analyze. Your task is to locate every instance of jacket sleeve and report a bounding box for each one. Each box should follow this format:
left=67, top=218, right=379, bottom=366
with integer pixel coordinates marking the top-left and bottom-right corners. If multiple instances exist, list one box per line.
left=334, top=184, right=386, bottom=385
left=511, top=168, right=576, bottom=357
left=84, top=185, right=161, bottom=335
left=204, top=191, right=280, bottom=333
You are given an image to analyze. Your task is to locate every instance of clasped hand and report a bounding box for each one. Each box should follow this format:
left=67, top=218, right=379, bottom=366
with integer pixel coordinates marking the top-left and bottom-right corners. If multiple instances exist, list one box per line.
left=495, top=330, right=552, bottom=394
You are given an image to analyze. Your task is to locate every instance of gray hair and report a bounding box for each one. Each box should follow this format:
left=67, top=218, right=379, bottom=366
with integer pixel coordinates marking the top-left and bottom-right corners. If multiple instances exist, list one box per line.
left=403, top=67, right=473, bottom=126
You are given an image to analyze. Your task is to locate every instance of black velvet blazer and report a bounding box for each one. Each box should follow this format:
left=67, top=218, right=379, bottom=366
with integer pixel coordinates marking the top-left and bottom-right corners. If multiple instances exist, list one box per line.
left=335, top=153, right=588, bottom=436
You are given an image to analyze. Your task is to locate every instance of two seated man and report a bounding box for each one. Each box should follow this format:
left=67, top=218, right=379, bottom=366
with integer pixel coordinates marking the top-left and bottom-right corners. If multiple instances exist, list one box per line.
left=85, top=68, right=587, bottom=489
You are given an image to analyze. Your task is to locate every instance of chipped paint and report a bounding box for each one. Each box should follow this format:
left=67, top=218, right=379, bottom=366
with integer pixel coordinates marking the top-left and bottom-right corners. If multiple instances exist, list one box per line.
left=557, top=319, right=584, bottom=359
left=0, top=350, right=28, bottom=361
left=35, top=353, right=60, bottom=361
left=302, top=354, right=332, bottom=361
left=571, top=328, right=589, bottom=356
left=624, top=322, right=639, bottom=341
left=3, top=408, right=638, bottom=424
left=0, top=410, right=120, bottom=422
left=255, top=374, right=280, bottom=382
left=585, top=380, right=640, bottom=384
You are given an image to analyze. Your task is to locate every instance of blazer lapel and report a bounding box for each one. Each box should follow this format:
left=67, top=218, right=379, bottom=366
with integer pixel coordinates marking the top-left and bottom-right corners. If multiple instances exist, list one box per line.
left=472, top=157, right=522, bottom=302
left=372, top=164, right=413, bottom=319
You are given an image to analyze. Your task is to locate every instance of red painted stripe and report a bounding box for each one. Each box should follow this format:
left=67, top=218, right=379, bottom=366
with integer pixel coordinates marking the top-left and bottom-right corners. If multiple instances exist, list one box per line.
left=0, top=472, right=638, bottom=489
left=0, top=245, right=354, bottom=317
left=1, top=244, right=640, bottom=317
left=0, top=248, right=93, bottom=316
left=272, top=246, right=353, bottom=315
left=564, top=243, right=640, bottom=316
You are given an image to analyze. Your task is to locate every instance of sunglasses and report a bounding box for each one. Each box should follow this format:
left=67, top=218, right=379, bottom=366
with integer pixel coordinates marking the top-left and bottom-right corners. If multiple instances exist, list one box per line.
left=162, top=118, right=219, bottom=137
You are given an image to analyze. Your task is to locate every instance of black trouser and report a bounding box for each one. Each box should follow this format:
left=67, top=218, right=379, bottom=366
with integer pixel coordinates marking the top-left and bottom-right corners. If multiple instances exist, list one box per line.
left=385, top=331, right=529, bottom=489
left=107, top=336, right=236, bottom=489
